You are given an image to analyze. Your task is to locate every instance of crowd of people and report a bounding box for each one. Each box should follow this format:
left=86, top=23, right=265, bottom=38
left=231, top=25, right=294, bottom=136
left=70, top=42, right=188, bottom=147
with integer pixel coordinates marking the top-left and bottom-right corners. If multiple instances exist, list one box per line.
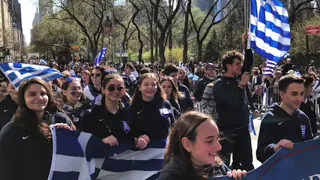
left=0, top=34, right=319, bottom=180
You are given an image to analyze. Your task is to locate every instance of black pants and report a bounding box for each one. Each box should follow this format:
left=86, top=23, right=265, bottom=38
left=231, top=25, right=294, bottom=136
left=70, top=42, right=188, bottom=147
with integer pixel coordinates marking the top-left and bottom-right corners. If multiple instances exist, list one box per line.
left=219, top=125, right=254, bottom=171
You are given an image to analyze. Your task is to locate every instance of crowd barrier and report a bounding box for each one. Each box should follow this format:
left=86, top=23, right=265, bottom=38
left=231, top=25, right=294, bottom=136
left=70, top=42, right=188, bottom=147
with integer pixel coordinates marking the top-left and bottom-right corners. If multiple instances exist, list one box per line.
left=194, top=86, right=320, bottom=135
left=195, top=85, right=320, bottom=116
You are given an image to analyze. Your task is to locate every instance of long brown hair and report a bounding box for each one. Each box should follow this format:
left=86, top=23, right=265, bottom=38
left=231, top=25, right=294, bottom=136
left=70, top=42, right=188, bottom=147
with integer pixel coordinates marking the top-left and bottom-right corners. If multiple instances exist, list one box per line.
left=165, top=111, right=216, bottom=179
left=160, top=77, right=183, bottom=103
left=14, top=78, right=59, bottom=140
left=131, top=73, right=166, bottom=105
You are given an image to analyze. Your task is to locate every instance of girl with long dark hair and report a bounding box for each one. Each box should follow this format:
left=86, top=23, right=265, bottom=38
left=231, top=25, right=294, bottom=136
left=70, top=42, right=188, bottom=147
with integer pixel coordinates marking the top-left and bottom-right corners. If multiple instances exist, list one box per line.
left=83, top=66, right=106, bottom=105
left=61, top=77, right=90, bottom=129
left=128, top=73, right=175, bottom=145
left=0, top=78, right=74, bottom=180
left=160, top=77, right=182, bottom=117
left=81, top=74, right=147, bottom=149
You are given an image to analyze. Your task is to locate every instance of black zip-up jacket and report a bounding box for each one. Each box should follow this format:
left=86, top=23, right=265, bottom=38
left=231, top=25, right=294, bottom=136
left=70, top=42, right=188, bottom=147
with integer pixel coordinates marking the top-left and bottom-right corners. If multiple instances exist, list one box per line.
left=178, top=84, right=194, bottom=112
left=0, top=111, right=71, bottom=180
left=201, top=49, right=255, bottom=129
left=80, top=100, right=134, bottom=144
left=158, top=157, right=230, bottom=180
left=127, top=99, right=175, bottom=140
left=0, top=95, right=18, bottom=130
left=257, top=104, right=314, bottom=163
left=300, top=100, right=318, bottom=136
left=194, top=76, right=215, bottom=102
left=205, top=76, right=250, bottom=128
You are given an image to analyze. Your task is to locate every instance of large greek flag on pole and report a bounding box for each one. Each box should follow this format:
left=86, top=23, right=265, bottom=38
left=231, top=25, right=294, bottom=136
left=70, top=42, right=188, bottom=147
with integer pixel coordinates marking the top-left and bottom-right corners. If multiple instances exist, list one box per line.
left=250, top=0, right=291, bottom=75
left=0, top=63, right=64, bottom=89
left=48, top=127, right=166, bottom=180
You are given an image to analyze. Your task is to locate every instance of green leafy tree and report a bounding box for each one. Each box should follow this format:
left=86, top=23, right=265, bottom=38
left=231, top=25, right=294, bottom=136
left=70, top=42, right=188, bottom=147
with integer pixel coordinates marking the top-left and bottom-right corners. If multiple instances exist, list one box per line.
left=49, top=0, right=112, bottom=58
left=189, top=0, right=241, bottom=62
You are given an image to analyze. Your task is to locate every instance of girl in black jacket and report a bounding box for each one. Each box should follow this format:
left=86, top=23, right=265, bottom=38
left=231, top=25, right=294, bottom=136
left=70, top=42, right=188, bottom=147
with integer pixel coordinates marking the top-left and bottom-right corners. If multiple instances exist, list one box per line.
left=0, top=78, right=74, bottom=180
left=160, top=77, right=182, bottom=118
left=128, top=73, right=175, bottom=145
left=300, top=75, right=318, bottom=136
left=81, top=74, right=147, bottom=149
left=61, top=77, right=90, bottom=129
left=158, top=111, right=246, bottom=180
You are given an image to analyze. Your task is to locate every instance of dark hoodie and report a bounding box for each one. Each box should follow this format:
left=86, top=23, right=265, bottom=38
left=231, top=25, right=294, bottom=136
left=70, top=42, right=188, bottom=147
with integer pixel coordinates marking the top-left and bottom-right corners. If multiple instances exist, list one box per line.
left=158, top=157, right=230, bottom=180
left=0, top=95, right=18, bottom=131
left=257, top=103, right=313, bottom=163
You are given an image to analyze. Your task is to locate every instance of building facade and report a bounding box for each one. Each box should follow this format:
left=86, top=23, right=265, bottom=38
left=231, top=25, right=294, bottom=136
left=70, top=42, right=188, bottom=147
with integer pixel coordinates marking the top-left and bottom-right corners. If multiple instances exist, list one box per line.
left=0, top=0, right=23, bottom=62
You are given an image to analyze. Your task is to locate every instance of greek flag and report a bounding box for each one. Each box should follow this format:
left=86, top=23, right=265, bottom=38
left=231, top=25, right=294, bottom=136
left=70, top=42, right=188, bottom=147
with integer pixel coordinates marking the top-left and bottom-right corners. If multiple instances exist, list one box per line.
left=250, top=0, right=291, bottom=75
left=0, top=63, right=64, bottom=89
left=48, top=127, right=166, bottom=180
left=95, top=47, right=107, bottom=67
left=263, top=60, right=277, bottom=76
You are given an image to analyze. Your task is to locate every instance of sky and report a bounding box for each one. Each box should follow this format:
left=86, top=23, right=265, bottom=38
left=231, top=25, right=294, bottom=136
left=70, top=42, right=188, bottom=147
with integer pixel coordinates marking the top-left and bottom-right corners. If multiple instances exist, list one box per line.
left=19, top=0, right=37, bottom=45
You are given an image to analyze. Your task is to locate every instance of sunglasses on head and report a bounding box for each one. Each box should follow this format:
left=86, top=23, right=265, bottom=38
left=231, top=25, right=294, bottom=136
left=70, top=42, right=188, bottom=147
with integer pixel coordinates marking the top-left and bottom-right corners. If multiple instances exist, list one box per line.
left=107, top=85, right=124, bottom=92
left=91, top=73, right=101, bottom=77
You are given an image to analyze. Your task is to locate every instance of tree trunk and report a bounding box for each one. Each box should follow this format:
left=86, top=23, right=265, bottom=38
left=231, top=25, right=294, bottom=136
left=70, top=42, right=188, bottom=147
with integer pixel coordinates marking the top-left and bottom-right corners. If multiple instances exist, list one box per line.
left=149, top=11, right=154, bottom=64
left=159, top=32, right=166, bottom=65
left=168, top=0, right=173, bottom=51
left=197, top=42, right=202, bottom=62
left=155, top=28, right=159, bottom=63
left=168, top=29, right=173, bottom=63
left=90, top=44, right=98, bottom=62
left=183, top=0, right=191, bottom=64
left=132, top=18, right=144, bottom=65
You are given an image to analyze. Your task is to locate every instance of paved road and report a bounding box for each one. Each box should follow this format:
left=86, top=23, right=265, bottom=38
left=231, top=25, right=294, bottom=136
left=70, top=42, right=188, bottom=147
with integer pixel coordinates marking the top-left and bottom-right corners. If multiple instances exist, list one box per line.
left=251, top=118, right=262, bottom=169
left=227, top=118, right=262, bottom=169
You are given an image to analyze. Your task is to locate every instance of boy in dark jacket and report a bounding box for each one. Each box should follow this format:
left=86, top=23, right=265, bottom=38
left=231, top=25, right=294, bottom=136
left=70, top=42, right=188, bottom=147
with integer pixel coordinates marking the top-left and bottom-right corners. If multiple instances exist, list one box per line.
left=257, top=75, right=314, bottom=163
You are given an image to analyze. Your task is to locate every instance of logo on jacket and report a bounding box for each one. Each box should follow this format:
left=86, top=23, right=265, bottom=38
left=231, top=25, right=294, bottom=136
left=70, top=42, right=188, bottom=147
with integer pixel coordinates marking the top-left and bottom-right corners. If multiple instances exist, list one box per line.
left=160, top=108, right=170, bottom=118
left=300, top=125, right=306, bottom=138
left=122, top=121, right=131, bottom=134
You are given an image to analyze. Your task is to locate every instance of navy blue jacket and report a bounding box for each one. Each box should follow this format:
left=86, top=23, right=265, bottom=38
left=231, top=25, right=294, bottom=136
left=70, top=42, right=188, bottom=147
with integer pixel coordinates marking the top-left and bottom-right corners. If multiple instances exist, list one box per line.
left=128, top=99, right=175, bottom=140
left=0, top=95, right=18, bottom=131
left=257, top=104, right=313, bottom=163
left=178, top=84, right=194, bottom=112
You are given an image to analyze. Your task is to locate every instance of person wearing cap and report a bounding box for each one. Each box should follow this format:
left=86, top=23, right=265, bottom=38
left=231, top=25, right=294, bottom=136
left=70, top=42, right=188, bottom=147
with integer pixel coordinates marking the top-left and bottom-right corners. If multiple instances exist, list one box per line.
left=281, top=58, right=294, bottom=75
left=194, top=63, right=217, bottom=102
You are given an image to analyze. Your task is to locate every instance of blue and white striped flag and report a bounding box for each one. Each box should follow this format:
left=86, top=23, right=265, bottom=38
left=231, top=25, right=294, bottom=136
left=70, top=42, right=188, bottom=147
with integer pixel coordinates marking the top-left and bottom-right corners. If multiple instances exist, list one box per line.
left=263, top=60, right=277, bottom=75
left=95, top=47, right=108, bottom=67
left=0, top=63, right=64, bottom=89
left=48, top=127, right=166, bottom=180
left=250, top=0, right=291, bottom=76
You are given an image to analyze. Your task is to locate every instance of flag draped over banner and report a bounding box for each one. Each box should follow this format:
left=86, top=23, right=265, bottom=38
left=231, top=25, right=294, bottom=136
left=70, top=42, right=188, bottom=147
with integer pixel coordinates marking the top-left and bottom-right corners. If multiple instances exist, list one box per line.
left=95, top=47, right=108, bottom=67
left=250, top=0, right=291, bottom=76
left=48, top=127, right=166, bottom=180
left=0, top=63, right=64, bottom=89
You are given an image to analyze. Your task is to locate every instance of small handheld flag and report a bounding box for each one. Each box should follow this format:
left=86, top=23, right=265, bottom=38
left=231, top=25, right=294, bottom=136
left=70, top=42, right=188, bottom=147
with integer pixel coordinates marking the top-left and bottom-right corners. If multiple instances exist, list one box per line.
left=0, top=63, right=64, bottom=89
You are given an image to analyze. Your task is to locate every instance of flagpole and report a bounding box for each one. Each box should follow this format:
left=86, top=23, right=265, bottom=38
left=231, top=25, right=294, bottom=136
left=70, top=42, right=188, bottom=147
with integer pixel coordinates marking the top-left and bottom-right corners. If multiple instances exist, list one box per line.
left=244, top=0, right=248, bottom=34
left=246, top=0, right=251, bottom=49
